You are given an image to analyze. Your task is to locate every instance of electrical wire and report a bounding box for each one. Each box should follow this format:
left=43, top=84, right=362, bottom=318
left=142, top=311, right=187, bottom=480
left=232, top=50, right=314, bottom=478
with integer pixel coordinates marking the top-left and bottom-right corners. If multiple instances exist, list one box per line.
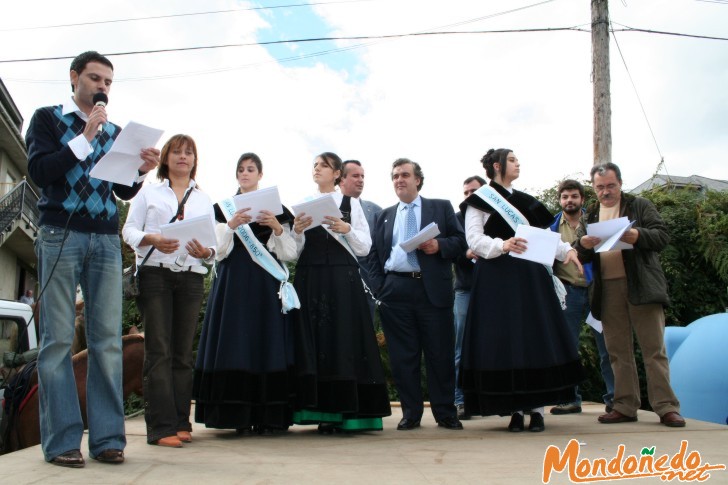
left=0, top=0, right=374, bottom=32
left=610, top=22, right=669, bottom=178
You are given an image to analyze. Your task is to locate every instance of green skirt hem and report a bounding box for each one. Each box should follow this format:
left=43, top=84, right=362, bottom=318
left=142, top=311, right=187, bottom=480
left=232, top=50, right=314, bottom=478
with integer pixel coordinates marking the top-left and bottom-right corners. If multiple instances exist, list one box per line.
left=292, top=410, right=383, bottom=431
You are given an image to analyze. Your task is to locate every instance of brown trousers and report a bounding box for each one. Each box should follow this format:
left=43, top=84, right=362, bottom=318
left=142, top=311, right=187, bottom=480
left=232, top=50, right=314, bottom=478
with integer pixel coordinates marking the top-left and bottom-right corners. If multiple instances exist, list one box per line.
left=600, top=278, right=680, bottom=417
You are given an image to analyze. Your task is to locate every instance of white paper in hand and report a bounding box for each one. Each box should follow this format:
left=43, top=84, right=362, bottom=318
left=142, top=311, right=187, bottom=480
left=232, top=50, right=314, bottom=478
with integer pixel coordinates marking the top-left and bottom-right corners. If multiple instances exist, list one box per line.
left=291, top=194, right=342, bottom=231
left=232, top=186, right=283, bottom=216
left=159, top=214, right=216, bottom=256
left=399, top=222, right=440, bottom=253
left=89, top=121, right=164, bottom=186
left=509, top=225, right=560, bottom=266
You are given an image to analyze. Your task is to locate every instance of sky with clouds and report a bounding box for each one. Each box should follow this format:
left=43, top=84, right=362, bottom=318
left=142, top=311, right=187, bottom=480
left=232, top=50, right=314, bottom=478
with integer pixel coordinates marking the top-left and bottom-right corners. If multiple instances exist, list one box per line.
left=1, top=0, right=726, bottom=210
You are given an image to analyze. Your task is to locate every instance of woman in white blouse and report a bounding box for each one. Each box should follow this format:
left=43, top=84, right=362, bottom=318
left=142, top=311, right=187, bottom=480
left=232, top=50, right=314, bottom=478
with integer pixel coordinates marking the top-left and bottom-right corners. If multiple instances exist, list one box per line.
left=193, top=152, right=299, bottom=434
left=291, top=152, right=391, bottom=433
left=122, top=134, right=214, bottom=448
left=459, top=148, right=583, bottom=433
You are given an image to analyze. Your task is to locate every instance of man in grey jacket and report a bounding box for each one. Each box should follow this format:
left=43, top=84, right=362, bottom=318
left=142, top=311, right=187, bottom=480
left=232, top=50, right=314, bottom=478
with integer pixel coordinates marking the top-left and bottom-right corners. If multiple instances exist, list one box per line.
left=576, top=162, right=684, bottom=428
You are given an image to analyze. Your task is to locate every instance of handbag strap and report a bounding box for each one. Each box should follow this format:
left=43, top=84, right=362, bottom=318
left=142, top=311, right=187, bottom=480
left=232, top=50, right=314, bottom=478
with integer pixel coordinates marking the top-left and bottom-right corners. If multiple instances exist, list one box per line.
left=137, top=186, right=194, bottom=267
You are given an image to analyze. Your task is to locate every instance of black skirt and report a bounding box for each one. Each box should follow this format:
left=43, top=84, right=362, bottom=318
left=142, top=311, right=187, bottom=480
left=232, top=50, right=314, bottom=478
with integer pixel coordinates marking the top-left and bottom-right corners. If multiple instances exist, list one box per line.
left=293, top=227, right=391, bottom=418
left=193, top=237, right=296, bottom=429
left=461, top=255, right=582, bottom=415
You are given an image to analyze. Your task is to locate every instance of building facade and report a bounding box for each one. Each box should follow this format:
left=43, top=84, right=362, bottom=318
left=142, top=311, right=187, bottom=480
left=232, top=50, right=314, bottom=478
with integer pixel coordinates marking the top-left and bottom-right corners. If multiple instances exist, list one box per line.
left=0, top=78, right=39, bottom=301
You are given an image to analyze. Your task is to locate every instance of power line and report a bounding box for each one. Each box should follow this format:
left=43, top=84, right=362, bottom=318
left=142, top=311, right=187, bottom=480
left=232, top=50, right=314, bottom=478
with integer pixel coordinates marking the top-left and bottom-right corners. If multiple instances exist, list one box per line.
left=0, top=0, right=374, bottom=32
left=610, top=23, right=665, bottom=169
left=611, top=22, right=728, bottom=41
left=0, top=27, right=589, bottom=65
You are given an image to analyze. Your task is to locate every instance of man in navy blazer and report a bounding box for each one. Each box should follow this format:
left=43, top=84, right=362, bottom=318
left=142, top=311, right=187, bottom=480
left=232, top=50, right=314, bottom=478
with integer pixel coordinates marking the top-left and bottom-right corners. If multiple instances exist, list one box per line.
left=368, top=158, right=466, bottom=430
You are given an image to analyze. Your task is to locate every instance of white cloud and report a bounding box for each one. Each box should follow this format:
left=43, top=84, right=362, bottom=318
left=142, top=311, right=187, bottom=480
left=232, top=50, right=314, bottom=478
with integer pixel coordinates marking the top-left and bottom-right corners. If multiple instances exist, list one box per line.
left=1, top=0, right=725, bottom=212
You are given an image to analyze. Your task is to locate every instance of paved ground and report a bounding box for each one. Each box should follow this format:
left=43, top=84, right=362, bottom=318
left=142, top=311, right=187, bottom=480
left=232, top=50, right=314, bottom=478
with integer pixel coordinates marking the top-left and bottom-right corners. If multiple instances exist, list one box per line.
left=2, top=403, right=727, bottom=484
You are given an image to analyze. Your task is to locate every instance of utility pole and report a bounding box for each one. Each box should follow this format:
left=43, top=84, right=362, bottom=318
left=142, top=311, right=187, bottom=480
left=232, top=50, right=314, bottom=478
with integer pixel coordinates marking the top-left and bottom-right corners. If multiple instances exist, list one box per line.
left=592, top=0, right=611, bottom=166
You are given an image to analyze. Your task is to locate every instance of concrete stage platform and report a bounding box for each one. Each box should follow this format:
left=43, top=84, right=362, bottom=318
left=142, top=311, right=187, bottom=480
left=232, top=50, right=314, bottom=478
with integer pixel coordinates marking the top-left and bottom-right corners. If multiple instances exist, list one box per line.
left=2, top=403, right=726, bottom=484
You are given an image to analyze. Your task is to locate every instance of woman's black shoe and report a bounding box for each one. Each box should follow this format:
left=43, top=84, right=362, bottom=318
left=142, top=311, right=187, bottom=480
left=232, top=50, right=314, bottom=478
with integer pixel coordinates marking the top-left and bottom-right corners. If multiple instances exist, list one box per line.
left=508, top=413, right=524, bottom=432
left=529, top=412, right=545, bottom=432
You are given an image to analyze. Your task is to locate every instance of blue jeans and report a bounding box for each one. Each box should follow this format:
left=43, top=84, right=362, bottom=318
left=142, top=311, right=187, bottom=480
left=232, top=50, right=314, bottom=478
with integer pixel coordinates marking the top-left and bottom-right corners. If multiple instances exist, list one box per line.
left=35, top=226, right=125, bottom=461
left=563, top=285, right=614, bottom=407
left=453, top=289, right=470, bottom=406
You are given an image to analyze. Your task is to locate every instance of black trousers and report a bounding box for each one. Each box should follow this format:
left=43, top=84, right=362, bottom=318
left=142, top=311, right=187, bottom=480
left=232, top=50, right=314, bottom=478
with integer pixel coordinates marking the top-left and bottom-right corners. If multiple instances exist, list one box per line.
left=379, top=274, right=456, bottom=421
left=137, top=266, right=204, bottom=442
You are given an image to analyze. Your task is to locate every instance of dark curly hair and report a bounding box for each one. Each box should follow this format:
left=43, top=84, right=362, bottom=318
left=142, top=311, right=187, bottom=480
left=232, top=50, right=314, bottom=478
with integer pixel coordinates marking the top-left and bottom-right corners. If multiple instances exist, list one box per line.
left=480, top=148, right=513, bottom=180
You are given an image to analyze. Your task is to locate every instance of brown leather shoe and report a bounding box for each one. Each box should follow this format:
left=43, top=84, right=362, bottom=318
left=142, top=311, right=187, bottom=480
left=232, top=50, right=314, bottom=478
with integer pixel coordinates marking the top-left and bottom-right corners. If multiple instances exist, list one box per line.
left=660, top=411, right=686, bottom=428
left=50, top=449, right=85, bottom=468
left=177, top=431, right=192, bottom=443
left=93, top=449, right=125, bottom=464
left=598, top=409, right=638, bottom=424
left=151, top=436, right=183, bottom=448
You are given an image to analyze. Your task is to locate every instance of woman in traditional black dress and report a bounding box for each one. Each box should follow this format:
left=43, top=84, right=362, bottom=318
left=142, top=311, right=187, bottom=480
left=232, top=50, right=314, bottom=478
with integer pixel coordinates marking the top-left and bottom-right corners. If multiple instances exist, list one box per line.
left=291, top=152, right=391, bottom=432
left=193, top=153, right=298, bottom=433
left=460, top=148, right=583, bottom=432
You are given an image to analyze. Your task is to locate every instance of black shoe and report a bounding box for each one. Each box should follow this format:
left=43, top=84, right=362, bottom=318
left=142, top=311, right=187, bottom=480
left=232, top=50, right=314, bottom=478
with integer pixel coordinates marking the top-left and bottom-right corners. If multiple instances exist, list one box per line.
left=437, top=416, right=463, bottom=430
left=318, top=423, right=337, bottom=434
left=529, top=413, right=545, bottom=432
left=397, top=418, right=421, bottom=430
left=508, top=413, right=524, bottom=432
left=93, top=449, right=124, bottom=464
left=550, top=403, right=582, bottom=415
left=50, top=450, right=85, bottom=468
left=456, top=404, right=471, bottom=421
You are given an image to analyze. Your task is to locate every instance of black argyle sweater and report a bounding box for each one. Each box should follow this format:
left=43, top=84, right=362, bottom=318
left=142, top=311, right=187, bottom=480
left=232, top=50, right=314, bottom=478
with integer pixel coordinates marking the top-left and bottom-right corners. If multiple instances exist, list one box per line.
left=26, top=104, right=143, bottom=234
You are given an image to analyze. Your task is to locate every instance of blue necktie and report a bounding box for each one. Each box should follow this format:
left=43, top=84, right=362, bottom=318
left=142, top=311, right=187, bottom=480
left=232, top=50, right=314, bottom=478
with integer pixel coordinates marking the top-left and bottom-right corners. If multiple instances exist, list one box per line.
left=405, top=203, right=418, bottom=266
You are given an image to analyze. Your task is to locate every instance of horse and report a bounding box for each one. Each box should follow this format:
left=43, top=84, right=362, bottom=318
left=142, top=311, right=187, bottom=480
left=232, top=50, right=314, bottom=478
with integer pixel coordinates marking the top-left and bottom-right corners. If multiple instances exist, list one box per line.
left=0, top=332, right=144, bottom=454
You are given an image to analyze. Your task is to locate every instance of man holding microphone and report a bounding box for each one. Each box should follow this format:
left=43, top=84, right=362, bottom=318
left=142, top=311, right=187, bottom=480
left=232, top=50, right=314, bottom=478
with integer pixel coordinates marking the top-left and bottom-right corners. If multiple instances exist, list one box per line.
left=26, top=51, right=159, bottom=467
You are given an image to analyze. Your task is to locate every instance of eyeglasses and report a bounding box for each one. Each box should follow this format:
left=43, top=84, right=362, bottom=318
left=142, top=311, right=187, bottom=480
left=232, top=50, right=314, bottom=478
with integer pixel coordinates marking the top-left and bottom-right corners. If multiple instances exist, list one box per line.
left=595, top=183, right=619, bottom=192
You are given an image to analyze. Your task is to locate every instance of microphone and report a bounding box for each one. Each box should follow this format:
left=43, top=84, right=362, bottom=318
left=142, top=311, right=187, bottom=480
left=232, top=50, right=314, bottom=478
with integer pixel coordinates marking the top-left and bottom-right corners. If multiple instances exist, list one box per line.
left=92, top=92, right=108, bottom=133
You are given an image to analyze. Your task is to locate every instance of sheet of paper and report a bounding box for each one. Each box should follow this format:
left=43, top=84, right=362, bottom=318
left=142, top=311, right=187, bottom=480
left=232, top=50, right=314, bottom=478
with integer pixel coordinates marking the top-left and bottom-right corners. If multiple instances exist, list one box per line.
left=232, top=186, right=283, bottom=216
left=508, top=224, right=560, bottom=266
left=291, top=194, right=342, bottom=231
left=587, top=217, right=634, bottom=253
left=89, top=121, right=164, bottom=186
left=159, top=214, right=216, bottom=256
left=399, top=222, right=440, bottom=253
left=586, top=312, right=603, bottom=333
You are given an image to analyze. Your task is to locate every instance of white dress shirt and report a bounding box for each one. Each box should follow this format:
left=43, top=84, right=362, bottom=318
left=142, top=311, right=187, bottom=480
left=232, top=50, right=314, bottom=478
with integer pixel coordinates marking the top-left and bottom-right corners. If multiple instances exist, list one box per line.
left=293, top=189, right=372, bottom=257
left=215, top=220, right=297, bottom=262
left=122, top=179, right=215, bottom=270
left=384, top=195, right=422, bottom=272
left=465, top=202, right=573, bottom=261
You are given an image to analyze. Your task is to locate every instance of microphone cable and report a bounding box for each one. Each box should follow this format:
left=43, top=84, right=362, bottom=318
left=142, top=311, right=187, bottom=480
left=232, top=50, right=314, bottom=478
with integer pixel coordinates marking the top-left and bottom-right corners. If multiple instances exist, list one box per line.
left=8, top=127, right=115, bottom=369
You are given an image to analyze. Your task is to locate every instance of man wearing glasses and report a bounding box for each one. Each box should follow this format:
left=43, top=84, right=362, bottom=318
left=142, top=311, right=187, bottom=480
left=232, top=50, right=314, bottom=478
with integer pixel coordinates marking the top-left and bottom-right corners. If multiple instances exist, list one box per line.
left=575, top=162, right=684, bottom=428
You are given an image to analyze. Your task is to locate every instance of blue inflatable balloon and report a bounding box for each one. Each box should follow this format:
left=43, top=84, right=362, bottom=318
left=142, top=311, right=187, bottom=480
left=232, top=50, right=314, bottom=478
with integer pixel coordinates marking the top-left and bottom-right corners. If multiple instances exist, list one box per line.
left=665, top=313, right=728, bottom=425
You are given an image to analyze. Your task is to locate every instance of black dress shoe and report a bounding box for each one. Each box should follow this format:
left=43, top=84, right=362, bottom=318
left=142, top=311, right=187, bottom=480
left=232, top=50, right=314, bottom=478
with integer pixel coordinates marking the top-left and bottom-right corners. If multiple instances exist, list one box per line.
left=50, top=450, right=85, bottom=468
left=93, top=449, right=124, bottom=464
left=437, top=416, right=463, bottom=430
left=508, top=413, right=524, bottom=432
left=397, top=418, right=421, bottom=430
left=529, top=413, right=545, bottom=432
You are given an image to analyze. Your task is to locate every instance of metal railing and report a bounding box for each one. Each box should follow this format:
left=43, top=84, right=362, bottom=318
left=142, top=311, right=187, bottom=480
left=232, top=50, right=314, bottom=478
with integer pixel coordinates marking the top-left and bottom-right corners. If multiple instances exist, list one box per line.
left=0, top=180, right=39, bottom=242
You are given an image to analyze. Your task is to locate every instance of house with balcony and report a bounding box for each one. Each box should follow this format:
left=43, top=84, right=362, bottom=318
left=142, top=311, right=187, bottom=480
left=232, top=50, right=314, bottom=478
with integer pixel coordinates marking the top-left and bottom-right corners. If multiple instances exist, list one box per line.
left=0, top=78, right=39, bottom=301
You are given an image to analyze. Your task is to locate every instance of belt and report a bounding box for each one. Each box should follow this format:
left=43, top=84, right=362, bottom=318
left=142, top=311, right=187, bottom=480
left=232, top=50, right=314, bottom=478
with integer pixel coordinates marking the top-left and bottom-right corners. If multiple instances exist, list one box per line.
left=387, top=271, right=422, bottom=279
left=145, top=262, right=207, bottom=275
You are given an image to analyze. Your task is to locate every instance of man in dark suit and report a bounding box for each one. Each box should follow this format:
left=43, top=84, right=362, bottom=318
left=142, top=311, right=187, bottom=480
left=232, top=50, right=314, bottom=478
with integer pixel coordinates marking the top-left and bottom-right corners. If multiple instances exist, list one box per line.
left=369, top=158, right=466, bottom=430
left=340, top=160, right=382, bottom=322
